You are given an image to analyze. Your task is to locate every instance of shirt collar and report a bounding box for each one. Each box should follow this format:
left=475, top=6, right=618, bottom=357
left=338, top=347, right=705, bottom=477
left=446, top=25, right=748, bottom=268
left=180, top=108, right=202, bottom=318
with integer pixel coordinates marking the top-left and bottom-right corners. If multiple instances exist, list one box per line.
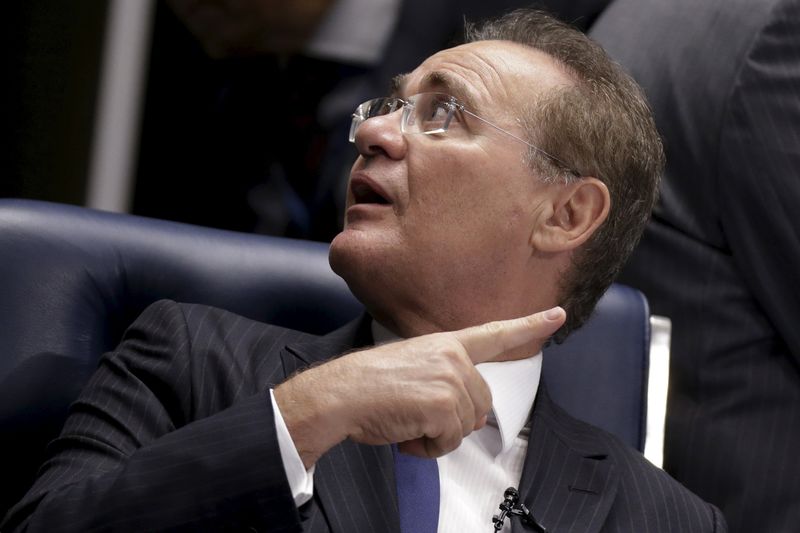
left=370, top=320, right=541, bottom=456
left=370, top=320, right=398, bottom=346
left=476, top=357, right=540, bottom=454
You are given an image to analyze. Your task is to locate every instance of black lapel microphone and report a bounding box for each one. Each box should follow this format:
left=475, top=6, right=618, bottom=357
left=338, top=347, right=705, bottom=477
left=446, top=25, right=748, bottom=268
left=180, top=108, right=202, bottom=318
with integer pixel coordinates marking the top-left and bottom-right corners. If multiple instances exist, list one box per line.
left=492, top=487, right=547, bottom=532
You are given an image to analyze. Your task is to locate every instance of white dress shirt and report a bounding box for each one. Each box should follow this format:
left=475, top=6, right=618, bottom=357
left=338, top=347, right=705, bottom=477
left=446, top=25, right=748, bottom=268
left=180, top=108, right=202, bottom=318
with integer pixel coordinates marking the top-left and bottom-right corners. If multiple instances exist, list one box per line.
left=270, top=321, right=541, bottom=532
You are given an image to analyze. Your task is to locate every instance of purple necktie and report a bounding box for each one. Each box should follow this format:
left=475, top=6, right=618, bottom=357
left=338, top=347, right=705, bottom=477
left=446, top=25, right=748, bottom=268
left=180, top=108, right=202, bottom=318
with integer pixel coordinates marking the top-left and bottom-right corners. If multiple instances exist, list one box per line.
left=393, top=444, right=440, bottom=533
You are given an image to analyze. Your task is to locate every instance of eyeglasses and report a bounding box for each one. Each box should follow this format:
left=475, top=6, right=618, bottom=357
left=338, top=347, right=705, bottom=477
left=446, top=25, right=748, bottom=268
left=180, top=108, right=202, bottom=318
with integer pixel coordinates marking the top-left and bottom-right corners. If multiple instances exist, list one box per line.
left=349, top=92, right=580, bottom=177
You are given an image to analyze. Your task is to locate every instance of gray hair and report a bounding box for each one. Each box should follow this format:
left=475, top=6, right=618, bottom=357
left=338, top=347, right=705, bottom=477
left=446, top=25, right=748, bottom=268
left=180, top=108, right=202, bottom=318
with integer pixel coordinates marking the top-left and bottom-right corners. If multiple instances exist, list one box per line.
left=466, top=9, right=664, bottom=342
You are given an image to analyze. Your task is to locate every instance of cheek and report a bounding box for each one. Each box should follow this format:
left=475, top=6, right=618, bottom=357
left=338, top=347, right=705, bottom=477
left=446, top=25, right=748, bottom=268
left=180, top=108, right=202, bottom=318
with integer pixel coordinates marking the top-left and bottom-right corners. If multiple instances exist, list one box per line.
left=402, top=140, right=540, bottom=236
left=406, top=150, right=493, bottom=209
left=406, top=164, right=531, bottom=248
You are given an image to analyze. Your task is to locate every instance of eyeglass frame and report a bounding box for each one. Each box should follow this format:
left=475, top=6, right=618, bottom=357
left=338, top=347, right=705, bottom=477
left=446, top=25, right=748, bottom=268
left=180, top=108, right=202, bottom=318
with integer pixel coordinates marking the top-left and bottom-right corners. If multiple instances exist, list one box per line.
left=348, top=92, right=581, bottom=178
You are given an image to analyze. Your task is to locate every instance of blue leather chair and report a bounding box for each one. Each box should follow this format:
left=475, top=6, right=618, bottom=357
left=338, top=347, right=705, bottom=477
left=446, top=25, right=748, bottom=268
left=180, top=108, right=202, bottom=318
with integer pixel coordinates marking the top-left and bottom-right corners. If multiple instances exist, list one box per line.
left=0, top=199, right=650, bottom=516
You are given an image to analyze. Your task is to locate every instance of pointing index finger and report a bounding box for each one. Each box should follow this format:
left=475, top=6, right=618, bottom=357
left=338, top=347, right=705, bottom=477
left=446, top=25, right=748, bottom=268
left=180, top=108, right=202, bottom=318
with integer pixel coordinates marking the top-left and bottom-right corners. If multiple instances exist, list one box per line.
left=453, top=306, right=566, bottom=364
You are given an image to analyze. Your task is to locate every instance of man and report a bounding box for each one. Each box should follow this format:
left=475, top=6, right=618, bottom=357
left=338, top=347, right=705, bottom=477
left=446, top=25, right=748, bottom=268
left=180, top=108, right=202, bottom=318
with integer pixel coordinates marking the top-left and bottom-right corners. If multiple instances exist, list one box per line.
left=3, top=9, right=725, bottom=532
left=590, top=0, right=800, bottom=531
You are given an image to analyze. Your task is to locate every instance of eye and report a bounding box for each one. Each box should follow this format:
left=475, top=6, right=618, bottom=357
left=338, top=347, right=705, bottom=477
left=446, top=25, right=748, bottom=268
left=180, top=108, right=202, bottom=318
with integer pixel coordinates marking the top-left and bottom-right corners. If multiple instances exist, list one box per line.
left=367, top=98, right=400, bottom=119
left=415, top=96, right=461, bottom=135
left=423, top=101, right=451, bottom=122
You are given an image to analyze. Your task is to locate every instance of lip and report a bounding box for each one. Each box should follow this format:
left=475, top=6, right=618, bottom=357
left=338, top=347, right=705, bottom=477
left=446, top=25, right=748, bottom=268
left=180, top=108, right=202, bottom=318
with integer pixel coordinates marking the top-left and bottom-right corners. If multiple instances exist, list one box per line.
left=349, top=172, right=394, bottom=206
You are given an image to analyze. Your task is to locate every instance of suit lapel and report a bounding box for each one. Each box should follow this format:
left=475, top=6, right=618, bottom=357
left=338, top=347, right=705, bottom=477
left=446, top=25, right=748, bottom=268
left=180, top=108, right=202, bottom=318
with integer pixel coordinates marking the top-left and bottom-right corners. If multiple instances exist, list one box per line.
left=279, top=315, right=400, bottom=533
left=279, top=313, right=373, bottom=369
left=514, top=388, right=618, bottom=533
left=312, top=439, right=399, bottom=533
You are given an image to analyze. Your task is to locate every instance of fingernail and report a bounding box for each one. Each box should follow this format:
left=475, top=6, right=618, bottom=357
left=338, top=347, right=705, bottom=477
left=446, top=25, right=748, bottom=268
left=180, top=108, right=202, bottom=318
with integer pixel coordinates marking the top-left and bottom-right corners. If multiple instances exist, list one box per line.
left=544, top=306, right=564, bottom=321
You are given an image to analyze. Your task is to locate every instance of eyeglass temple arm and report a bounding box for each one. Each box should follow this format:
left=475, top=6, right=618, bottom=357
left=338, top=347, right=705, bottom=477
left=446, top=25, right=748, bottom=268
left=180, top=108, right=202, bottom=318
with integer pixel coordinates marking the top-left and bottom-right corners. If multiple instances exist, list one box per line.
left=459, top=107, right=580, bottom=177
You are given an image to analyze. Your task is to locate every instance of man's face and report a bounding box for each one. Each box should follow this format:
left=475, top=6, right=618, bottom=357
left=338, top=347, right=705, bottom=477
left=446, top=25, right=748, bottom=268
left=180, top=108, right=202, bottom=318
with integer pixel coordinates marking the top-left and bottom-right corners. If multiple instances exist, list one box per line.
left=329, top=40, right=573, bottom=335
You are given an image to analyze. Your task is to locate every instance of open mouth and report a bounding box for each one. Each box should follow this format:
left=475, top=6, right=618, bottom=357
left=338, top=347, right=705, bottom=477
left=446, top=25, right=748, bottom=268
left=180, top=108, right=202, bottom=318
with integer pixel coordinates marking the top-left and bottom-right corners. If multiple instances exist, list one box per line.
left=351, top=178, right=391, bottom=205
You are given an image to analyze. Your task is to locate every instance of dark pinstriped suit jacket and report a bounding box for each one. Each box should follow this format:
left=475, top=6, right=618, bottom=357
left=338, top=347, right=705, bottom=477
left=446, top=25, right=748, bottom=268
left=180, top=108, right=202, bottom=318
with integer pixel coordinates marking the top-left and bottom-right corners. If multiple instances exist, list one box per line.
left=3, top=300, right=726, bottom=532
left=590, top=1, right=800, bottom=531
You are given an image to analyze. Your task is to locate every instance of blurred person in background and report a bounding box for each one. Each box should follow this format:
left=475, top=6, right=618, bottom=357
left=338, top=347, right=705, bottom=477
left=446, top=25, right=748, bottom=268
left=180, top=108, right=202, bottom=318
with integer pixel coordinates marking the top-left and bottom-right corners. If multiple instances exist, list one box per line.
left=590, top=0, right=800, bottom=531
left=134, top=0, right=610, bottom=240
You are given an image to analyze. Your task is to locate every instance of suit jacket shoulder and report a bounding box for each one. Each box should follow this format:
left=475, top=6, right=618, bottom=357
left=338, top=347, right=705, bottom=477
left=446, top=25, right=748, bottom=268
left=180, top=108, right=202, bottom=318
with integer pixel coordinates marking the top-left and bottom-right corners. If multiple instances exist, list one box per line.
left=2, top=300, right=337, bottom=532
left=517, top=388, right=727, bottom=533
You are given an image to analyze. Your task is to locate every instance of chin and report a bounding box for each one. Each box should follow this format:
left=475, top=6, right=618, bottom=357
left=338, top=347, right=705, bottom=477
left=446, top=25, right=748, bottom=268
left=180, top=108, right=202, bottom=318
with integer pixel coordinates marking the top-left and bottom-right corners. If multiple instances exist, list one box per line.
left=329, top=228, right=380, bottom=289
left=330, top=222, right=399, bottom=274
left=328, top=231, right=353, bottom=281
left=329, top=229, right=403, bottom=320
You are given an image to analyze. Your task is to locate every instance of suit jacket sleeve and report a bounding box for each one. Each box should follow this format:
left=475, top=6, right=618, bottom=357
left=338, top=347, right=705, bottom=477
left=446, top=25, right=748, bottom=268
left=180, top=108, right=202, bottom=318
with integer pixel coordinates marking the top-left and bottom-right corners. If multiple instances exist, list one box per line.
left=2, top=300, right=302, bottom=533
left=718, top=0, right=800, bottom=366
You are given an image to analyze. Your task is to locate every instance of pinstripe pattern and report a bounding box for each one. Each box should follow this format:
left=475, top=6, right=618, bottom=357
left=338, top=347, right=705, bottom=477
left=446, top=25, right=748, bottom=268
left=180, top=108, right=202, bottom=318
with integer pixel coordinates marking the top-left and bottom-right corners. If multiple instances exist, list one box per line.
left=513, top=392, right=724, bottom=533
left=591, top=1, right=800, bottom=531
left=4, top=301, right=723, bottom=532
left=4, top=300, right=305, bottom=532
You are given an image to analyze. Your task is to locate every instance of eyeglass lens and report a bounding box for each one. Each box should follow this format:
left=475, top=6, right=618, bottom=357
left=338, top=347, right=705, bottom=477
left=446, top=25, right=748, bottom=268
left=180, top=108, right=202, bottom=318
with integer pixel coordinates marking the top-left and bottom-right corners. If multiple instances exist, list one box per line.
left=349, top=94, right=458, bottom=142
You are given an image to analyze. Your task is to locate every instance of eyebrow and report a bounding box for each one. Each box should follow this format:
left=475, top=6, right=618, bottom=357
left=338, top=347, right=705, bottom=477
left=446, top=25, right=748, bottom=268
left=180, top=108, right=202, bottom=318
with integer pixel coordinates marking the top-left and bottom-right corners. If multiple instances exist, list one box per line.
left=390, top=74, right=406, bottom=95
left=391, top=71, right=480, bottom=112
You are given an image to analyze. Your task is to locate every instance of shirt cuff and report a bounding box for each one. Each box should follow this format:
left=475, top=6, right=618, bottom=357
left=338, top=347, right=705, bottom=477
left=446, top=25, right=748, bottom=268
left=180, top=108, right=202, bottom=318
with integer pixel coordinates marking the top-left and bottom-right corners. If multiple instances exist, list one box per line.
left=270, top=388, right=315, bottom=507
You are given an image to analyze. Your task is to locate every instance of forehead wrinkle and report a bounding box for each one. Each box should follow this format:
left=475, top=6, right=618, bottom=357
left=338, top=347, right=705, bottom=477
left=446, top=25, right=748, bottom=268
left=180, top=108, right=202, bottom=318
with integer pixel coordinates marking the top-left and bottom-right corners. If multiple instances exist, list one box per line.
left=417, top=71, right=480, bottom=111
left=403, top=42, right=552, bottom=120
left=460, top=50, right=514, bottom=115
left=431, top=49, right=520, bottom=120
left=457, top=41, right=575, bottom=122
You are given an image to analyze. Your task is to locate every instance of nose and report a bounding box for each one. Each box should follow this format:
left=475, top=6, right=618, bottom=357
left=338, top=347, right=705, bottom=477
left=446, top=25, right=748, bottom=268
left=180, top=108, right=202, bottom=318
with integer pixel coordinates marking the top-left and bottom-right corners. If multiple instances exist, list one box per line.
left=352, top=111, right=407, bottom=160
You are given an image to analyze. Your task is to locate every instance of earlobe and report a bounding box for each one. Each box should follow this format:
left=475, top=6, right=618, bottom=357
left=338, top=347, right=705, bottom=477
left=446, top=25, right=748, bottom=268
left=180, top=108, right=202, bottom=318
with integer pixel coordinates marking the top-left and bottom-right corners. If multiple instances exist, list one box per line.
left=530, top=178, right=610, bottom=253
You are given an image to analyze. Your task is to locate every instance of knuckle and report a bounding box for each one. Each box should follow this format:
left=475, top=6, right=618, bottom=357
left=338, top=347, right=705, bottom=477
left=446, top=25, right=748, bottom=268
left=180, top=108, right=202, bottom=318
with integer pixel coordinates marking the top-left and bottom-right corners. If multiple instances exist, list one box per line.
left=479, top=382, right=493, bottom=407
left=523, top=314, right=543, bottom=331
left=419, top=418, right=437, bottom=437
left=478, top=397, right=492, bottom=416
left=439, top=372, right=461, bottom=390
left=427, top=388, right=457, bottom=413
left=461, top=415, right=474, bottom=435
left=440, top=339, right=466, bottom=360
left=430, top=339, right=468, bottom=368
left=441, top=429, right=463, bottom=454
left=482, top=320, right=505, bottom=336
left=474, top=398, right=490, bottom=419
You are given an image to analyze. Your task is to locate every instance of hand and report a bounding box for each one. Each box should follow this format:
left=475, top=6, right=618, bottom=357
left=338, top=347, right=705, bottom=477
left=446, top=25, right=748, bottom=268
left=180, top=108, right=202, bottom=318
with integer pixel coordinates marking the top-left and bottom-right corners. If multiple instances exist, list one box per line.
left=274, top=307, right=566, bottom=467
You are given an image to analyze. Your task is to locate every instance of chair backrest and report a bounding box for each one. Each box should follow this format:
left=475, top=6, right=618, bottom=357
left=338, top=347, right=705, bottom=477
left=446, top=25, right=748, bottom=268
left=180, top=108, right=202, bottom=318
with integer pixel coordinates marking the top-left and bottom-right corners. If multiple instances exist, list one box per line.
left=0, top=199, right=650, bottom=515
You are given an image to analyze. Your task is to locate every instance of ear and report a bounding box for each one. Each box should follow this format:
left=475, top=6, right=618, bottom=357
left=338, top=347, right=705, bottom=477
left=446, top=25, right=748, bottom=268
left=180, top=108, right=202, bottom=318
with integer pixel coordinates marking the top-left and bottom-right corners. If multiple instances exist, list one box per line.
left=530, top=178, right=610, bottom=253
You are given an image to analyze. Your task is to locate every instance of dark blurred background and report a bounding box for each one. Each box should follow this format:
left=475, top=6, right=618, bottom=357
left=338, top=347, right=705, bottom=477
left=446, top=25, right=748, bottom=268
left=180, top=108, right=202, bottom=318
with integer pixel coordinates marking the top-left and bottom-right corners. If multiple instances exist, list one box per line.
left=0, top=0, right=607, bottom=242
left=1, top=2, right=109, bottom=207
